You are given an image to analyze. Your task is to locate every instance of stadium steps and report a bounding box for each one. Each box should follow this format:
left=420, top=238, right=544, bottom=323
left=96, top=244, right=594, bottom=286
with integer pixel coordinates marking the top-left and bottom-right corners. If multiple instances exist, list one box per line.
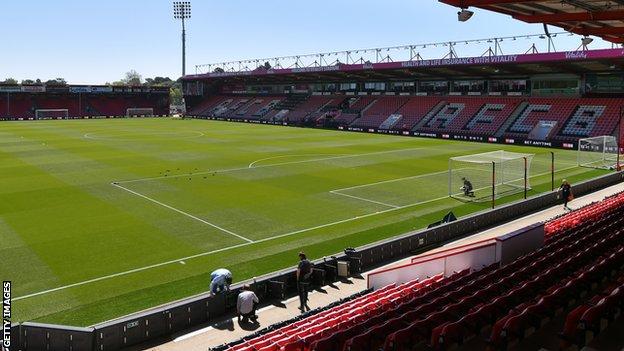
left=412, top=100, right=447, bottom=131
left=494, top=100, right=529, bottom=138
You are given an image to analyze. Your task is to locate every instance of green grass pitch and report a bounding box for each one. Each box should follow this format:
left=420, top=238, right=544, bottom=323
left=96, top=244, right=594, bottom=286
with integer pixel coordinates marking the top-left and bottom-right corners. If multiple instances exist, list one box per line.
left=0, top=118, right=607, bottom=326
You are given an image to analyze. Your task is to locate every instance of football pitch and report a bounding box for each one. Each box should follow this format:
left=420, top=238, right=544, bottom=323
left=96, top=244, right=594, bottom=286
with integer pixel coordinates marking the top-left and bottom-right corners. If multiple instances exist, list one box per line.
left=0, top=118, right=607, bottom=326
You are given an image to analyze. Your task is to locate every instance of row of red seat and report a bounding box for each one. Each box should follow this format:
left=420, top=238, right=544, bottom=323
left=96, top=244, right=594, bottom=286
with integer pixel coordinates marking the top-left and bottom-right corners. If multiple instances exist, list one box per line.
left=544, top=191, right=624, bottom=236
left=225, top=276, right=445, bottom=351
left=561, top=272, right=624, bottom=348
left=487, top=233, right=624, bottom=348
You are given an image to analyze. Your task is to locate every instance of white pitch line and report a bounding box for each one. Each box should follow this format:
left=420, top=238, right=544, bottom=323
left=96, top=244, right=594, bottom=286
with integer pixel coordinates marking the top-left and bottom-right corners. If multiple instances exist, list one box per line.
left=14, top=164, right=582, bottom=301
left=115, top=146, right=430, bottom=184
left=248, top=153, right=349, bottom=169
left=331, top=169, right=453, bottom=193
left=111, top=183, right=254, bottom=244
left=329, top=190, right=400, bottom=208
left=84, top=131, right=205, bottom=141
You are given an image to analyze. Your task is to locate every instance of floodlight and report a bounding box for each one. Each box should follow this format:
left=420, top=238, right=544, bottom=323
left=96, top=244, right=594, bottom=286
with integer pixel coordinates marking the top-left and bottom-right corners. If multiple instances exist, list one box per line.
left=173, top=1, right=191, bottom=76
left=581, top=37, right=594, bottom=46
left=458, top=9, right=474, bottom=22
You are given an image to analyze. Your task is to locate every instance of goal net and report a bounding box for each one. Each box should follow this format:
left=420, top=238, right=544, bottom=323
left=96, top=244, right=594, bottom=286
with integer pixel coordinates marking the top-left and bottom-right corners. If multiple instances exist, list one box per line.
left=577, top=135, right=620, bottom=170
left=449, top=150, right=534, bottom=202
left=126, top=108, right=154, bottom=117
left=35, top=109, right=69, bottom=120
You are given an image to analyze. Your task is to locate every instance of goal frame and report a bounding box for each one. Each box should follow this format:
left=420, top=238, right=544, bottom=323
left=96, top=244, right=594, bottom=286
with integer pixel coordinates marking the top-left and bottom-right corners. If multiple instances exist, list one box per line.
left=126, top=108, right=154, bottom=117
left=35, top=109, right=69, bottom=120
left=577, top=135, right=621, bottom=170
left=448, top=150, right=533, bottom=206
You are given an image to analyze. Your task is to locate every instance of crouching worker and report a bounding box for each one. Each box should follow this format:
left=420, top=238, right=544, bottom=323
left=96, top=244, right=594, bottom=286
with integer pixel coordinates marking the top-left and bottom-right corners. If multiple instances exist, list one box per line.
left=237, top=284, right=259, bottom=323
left=461, top=177, right=475, bottom=197
left=209, top=268, right=232, bottom=296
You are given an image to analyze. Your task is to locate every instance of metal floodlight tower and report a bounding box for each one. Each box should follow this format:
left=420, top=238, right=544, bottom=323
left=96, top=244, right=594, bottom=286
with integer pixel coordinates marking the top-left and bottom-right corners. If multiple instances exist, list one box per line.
left=173, top=1, right=191, bottom=76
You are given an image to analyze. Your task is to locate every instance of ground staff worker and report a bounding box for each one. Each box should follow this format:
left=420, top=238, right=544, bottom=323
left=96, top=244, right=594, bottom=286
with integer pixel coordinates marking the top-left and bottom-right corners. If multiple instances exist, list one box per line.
left=297, top=252, right=313, bottom=312
left=559, top=179, right=573, bottom=210
left=209, top=268, right=232, bottom=295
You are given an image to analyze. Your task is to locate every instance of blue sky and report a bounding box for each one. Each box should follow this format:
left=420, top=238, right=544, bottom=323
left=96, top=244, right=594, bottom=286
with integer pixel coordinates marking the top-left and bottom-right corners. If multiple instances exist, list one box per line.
left=0, top=0, right=615, bottom=84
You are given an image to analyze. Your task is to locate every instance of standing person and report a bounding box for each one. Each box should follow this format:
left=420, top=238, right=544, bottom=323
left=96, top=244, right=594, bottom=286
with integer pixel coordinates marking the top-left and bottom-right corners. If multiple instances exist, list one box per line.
left=209, top=268, right=232, bottom=296
left=559, top=179, right=573, bottom=210
left=296, top=252, right=313, bottom=313
left=237, top=284, right=259, bottom=323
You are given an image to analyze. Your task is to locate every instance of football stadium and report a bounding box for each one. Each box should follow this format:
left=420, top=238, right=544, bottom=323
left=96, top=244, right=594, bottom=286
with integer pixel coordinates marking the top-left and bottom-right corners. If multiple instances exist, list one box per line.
left=3, top=1, right=624, bottom=350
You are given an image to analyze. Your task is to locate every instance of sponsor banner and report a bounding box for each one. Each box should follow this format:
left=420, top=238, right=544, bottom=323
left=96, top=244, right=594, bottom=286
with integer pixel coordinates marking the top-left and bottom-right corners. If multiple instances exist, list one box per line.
left=523, top=140, right=553, bottom=147
left=70, top=86, right=92, bottom=93
left=186, top=48, right=624, bottom=80
left=91, top=86, right=113, bottom=93
left=505, top=138, right=516, bottom=144
left=21, top=85, right=45, bottom=93
left=0, top=86, right=20, bottom=93
left=452, top=134, right=486, bottom=142
left=563, top=143, right=575, bottom=149
left=488, top=137, right=498, bottom=143
left=45, top=86, right=70, bottom=93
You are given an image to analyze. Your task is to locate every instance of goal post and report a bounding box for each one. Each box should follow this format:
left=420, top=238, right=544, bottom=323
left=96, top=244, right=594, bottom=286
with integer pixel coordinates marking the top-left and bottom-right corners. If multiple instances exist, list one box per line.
left=126, top=108, right=154, bottom=117
left=35, top=109, right=69, bottom=120
left=577, top=135, right=620, bottom=170
left=448, top=150, right=534, bottom=202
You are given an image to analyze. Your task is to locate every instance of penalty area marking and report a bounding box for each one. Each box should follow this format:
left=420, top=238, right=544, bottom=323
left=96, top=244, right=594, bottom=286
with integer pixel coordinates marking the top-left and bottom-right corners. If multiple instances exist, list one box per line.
left=248, top=153, right=350, bottom=168
left=13, top=164, right=581, bottom=302
left=329, top=191, right=400, bottom=208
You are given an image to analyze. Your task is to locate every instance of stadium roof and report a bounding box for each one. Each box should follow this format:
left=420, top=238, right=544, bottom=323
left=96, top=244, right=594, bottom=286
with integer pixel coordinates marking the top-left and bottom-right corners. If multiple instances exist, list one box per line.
left=184, top=48, right=624, bottom=84
left=439, top=0, right=624, bottom=44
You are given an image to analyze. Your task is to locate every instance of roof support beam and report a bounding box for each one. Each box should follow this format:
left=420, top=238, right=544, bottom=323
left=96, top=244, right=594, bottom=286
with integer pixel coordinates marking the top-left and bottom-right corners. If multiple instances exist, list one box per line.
left=514, top=10, right=624, bottom=23
left=569, top=27, right=624, bottom=36
left=439, top=0, right=543, bottom=5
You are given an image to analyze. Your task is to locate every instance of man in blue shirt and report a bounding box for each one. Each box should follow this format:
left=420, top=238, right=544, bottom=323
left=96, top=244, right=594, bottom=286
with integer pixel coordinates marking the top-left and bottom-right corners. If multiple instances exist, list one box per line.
left=209, top=268, right=233, bottom=295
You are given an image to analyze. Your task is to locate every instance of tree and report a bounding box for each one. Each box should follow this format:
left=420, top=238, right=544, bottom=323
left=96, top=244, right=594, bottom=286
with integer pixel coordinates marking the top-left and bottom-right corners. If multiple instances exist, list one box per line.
left=1, top=78, right=18, bottom=85
left=21, top=79, right=44, bottom=84
left=124, top=70, right=142, bottom=85
left=170, top=86, right=183, bottom=105
left=45, top=78, right=67, bottom=86
left=263, top=61, right=272, bottom=70
left=144, top=76, right=174, bottom=87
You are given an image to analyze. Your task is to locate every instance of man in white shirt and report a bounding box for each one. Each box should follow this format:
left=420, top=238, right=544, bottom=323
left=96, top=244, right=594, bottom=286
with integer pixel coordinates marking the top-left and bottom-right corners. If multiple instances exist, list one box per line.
left=237, top=284, right=259, bottom=323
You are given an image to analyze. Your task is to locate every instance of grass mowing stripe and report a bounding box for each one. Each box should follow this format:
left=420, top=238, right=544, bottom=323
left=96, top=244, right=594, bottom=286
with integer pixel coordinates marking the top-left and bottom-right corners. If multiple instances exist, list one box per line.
left=329, top=190, right=400, bottom=208
left=111, top=183, right=254, bottom=243
left=114, top=146, right=431, bottom=184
